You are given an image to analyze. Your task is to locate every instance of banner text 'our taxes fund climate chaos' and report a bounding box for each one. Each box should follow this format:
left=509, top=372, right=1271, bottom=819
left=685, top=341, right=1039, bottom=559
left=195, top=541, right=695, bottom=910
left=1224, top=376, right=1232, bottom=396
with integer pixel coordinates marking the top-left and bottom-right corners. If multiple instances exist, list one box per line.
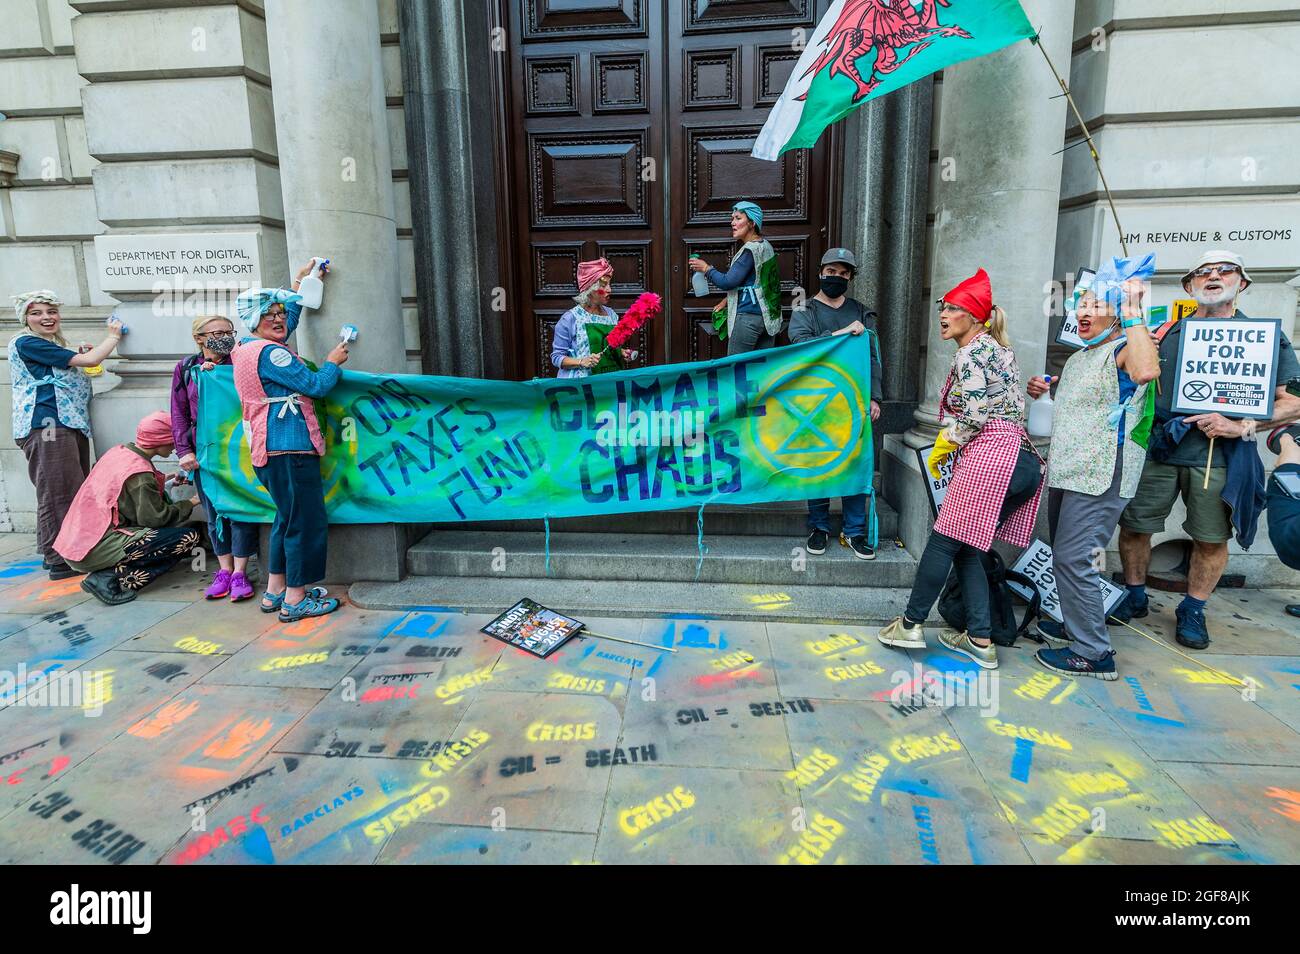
left=196, top=334, right=873, bottom=524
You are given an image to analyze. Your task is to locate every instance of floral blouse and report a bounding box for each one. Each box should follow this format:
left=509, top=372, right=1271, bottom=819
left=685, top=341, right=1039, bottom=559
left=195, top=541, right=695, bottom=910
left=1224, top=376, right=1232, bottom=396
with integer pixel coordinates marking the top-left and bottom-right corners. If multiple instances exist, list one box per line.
left=940, top=332, right=1026, bottom=446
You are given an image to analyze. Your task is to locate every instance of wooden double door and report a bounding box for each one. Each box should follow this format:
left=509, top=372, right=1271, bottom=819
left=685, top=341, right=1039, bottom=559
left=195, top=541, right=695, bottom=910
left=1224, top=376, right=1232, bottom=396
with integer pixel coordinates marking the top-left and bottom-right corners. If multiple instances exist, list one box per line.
left=500, top=0, right=841, bottom=379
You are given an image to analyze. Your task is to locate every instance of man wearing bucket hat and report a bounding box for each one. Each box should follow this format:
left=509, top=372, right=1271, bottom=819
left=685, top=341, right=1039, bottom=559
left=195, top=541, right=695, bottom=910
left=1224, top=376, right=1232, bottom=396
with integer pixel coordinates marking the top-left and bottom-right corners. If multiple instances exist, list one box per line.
left=1117, top=250, right=1300, bottom=649
left=788, top=246, right=883, bottom=560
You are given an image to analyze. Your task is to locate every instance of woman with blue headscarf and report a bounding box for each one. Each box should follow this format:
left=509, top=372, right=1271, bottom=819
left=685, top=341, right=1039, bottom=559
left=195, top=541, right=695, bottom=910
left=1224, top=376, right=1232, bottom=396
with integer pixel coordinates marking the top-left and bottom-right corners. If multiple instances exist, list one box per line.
left=688, top=201, right=782, bottom=355
left=231, top=261, right=349, bottom=622
left=1026, top=254, right=1160, bottom=680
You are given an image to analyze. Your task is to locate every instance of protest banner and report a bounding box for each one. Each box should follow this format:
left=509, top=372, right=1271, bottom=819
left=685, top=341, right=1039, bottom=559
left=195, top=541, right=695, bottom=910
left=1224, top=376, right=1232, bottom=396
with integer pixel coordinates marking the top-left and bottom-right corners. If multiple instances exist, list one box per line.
left=1172, top=318, right=1281, bottom=420
left=1006, top=539, right=1125, bottom=625
left=197, top=333, right=874, bottom=523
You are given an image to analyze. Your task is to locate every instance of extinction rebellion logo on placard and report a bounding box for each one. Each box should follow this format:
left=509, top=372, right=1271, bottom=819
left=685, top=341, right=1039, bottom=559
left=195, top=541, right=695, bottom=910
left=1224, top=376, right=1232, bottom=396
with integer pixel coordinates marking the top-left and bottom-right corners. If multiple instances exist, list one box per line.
left=49, top=884, right=151, bottom=934
left=1172, top=318, right=1282, bottom=420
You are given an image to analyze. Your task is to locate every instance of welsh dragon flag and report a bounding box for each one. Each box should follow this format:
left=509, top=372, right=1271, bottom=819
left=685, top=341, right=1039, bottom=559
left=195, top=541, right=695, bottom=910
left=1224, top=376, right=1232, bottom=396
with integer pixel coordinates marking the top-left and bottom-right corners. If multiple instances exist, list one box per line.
left=752, top=0, right=1035, bottom=160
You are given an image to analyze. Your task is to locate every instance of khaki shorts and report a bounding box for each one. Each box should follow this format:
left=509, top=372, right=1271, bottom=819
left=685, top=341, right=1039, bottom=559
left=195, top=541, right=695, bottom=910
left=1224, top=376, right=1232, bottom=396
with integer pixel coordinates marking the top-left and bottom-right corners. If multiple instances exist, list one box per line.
left=1119, top=458, right=1232, bottom=543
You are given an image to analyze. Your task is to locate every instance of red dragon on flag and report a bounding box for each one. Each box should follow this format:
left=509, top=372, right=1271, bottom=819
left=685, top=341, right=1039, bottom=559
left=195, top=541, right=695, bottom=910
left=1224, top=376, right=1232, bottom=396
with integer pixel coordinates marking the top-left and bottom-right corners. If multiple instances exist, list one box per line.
left=797, top=0, right=973, bottom=103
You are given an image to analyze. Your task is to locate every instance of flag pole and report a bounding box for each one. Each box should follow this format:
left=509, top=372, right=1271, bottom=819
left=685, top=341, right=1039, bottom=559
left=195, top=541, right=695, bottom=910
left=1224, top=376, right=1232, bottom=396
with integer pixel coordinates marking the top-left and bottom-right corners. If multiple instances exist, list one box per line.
left=1031, top=33, right=1128, bottom=257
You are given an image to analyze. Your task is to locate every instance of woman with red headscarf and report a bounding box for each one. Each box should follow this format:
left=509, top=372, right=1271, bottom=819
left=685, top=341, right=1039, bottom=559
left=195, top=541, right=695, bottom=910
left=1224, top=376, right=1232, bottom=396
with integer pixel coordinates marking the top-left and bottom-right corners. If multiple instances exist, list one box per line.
left=53, top=411, right=201, bottom=606
left=876, top=268, right=1043, bottom=670
left=550, top=258, right=634, bottom=377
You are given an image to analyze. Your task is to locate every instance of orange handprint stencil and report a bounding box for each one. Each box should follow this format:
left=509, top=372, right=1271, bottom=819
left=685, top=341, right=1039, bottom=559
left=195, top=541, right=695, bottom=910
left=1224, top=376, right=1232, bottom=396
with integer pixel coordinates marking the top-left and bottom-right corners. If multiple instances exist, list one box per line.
left=128, top=699, right=200, bottom=739
left=204, top=717, right=274, bottom=761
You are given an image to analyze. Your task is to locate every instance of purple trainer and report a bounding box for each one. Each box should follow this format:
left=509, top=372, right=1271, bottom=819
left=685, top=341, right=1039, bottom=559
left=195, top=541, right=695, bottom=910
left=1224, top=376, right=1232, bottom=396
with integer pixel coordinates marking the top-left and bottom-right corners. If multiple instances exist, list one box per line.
left=229, top=572, right=254, bottom=603
left=204, top=569, right=232, bottom=600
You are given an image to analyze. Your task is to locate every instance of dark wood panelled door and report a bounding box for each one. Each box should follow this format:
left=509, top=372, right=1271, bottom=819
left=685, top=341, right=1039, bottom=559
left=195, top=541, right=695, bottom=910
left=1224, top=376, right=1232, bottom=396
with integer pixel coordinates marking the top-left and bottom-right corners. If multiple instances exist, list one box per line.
left=502, top=0, right=838, bottom=378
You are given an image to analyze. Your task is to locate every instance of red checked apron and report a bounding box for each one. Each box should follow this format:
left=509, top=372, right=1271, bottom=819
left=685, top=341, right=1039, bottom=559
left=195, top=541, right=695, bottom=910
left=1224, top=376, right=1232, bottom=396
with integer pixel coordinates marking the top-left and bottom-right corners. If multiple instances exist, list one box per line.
left=931, top=367, right=1043, bottom=551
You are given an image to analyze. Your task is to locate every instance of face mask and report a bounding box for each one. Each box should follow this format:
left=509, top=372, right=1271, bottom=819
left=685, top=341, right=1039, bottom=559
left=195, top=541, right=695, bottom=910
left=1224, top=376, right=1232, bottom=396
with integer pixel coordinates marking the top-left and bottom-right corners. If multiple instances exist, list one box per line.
left=205, top=333, right=236, bottom=356
left=819, top=275, right=849, bottom=298
left=1079, top=319, right=1118, bottom=348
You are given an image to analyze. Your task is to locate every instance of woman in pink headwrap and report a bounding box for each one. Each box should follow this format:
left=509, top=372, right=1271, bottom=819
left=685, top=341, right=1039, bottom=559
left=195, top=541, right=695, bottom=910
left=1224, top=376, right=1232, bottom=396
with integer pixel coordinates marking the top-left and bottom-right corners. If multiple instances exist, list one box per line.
left=549, top=258, right=634, bottom=377
left=53, top=411, right=201, bottom=605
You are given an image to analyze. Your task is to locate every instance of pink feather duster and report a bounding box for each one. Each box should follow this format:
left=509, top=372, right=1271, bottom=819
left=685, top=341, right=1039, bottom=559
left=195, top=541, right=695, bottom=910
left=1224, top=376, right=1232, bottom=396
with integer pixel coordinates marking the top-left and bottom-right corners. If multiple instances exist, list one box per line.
left=605, top=292, right=662, bottom=349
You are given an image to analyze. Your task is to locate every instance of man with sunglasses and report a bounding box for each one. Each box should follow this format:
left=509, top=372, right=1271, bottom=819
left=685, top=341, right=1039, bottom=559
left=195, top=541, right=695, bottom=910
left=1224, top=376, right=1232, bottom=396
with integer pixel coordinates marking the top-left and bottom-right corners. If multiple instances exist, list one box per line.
left=1117, top=251, right=1300, bottom=649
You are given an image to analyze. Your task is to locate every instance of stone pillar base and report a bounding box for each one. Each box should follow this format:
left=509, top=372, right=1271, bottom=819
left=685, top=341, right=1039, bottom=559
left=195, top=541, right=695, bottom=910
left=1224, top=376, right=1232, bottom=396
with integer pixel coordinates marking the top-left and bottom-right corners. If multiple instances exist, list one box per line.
left=258, top=522, right=431, bottom=584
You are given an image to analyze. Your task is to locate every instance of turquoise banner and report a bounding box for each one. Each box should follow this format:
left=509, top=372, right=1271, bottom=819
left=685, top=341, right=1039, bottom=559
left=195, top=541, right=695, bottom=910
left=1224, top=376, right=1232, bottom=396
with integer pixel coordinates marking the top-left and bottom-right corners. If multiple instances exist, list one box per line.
left=196, top=334, right=873, bottom=523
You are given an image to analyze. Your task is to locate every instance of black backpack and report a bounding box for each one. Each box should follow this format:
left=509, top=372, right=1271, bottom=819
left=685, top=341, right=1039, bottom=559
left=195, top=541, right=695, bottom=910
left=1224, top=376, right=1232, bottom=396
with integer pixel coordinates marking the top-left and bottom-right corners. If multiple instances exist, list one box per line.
left=937, top=550, right=1043, bottom=647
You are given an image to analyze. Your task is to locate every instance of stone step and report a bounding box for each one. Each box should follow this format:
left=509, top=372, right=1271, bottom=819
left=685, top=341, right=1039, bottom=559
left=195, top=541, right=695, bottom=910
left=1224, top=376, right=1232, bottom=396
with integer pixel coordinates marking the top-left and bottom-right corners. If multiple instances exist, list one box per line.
left=406, top=530, right=917, bottom=587
left=452, top=496, right=899, bottom=538
left=351, top=576, right=917, bottom=625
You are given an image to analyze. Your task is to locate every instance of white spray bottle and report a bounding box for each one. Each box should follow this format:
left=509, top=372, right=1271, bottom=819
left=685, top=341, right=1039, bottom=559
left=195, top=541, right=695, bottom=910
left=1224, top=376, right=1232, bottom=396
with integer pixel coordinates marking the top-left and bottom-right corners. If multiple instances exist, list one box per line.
left=1028, top=374, right=1055, bottom=437
left=297, top=257, right=328, bottom=310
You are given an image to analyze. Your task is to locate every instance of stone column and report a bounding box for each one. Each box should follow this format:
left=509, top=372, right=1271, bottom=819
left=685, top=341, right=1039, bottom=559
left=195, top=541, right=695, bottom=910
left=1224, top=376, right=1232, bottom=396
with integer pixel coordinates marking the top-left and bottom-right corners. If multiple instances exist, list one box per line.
left=907, top=1, right=1075, bottom=446
left=263, top=0, right=404, bottom=373
left=885, top=0, right=1075, bottom=553
left=399, top=0, right=503, bottom=378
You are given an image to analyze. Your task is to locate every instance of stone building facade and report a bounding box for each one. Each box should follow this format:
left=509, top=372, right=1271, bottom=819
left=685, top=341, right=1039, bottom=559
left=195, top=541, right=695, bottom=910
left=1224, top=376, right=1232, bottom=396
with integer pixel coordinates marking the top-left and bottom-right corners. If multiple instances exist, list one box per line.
left=1, top=0, right=1296, bottom=583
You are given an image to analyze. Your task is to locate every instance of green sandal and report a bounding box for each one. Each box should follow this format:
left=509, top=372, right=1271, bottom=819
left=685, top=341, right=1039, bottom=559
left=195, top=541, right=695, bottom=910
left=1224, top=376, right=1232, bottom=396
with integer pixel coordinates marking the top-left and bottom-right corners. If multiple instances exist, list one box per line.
left=261, top=586, right=328, bottom=613
left=279, top=594, right=341, bottom=623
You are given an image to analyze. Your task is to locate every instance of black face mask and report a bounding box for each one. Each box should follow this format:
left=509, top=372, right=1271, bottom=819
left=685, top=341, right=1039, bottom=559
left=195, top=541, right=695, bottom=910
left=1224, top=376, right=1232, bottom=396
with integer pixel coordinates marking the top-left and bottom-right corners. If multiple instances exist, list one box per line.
left=204, top=333, right=236, bottom=356
left=818, top=274, right=850, bottom=298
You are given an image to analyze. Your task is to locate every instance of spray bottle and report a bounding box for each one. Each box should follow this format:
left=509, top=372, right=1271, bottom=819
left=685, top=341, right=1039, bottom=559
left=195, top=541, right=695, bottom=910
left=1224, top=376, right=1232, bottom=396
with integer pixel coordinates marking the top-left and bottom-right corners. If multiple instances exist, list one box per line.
left=1028, top=374, right=1055, bottom=437
left=297, top=257, right=329, bottom=310
left=689, top=256, right=710, bottom=298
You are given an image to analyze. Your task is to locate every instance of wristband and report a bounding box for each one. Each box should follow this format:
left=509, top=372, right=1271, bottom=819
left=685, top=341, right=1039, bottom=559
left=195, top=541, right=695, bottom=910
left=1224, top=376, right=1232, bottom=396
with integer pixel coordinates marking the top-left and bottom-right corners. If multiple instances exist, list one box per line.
left=1121, top=317, right=1144, bottom=329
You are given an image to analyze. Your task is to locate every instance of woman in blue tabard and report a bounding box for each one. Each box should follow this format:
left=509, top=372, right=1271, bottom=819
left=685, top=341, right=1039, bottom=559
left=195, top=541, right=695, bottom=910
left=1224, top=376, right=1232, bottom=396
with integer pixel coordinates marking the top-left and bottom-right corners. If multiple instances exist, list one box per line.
left=7, top=290, right=123, bottom=580
left=687, top=201, right=782, bottom=356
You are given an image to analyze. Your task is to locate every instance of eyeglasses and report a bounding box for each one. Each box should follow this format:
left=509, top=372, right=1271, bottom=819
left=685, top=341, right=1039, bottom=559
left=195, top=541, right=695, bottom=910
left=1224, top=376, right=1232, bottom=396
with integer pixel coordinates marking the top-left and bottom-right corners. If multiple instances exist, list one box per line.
left=1191, top=264, right=1241, bottom=278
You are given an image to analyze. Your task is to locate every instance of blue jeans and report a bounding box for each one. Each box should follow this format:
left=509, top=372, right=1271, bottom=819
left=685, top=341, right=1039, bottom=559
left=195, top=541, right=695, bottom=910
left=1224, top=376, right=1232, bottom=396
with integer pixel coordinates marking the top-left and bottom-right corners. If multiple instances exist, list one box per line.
left=1268, top=463, right=1300, bottom=571
left=807, top=494, right=866, bottom=537
left=254, top=453, right=328, bottom=588
left=193, top=470, right=259, bottom=560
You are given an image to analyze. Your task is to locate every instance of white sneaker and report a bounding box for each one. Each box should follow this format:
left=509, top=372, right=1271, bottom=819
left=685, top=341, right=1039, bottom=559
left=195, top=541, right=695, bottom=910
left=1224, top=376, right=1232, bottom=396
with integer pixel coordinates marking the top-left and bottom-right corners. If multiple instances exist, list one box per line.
left=877, top=617, right=927, bottom=649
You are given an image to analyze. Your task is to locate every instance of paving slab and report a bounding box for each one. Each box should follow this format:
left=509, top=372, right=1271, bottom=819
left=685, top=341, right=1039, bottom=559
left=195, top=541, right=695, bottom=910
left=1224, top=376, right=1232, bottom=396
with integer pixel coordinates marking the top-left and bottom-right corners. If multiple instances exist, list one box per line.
left=376, top=823, right=597, bottom=864
left=0, top=573, right=93, bottom=614
left=410, top=689, right=624, bottom=833
left=1161, top=762, right=1300, bottom=865
left=782, top=698, right=1032, bottom=864
left=944, top=682, right=1222, bottom=846
left=0, top=683, right=322, bottom=864
left=593, top=764, right=799, bottom=864
left=1021, top=831, right=1253, bottom=864
left=1075, top=652, right=1300, bottom=766
left=271, top=623, right=503, bottom=760
left=200, top=605, right=409, bottom=690
left=160, top=751, right=430, bottom=865
left=0, top=649, right=225, bottom=818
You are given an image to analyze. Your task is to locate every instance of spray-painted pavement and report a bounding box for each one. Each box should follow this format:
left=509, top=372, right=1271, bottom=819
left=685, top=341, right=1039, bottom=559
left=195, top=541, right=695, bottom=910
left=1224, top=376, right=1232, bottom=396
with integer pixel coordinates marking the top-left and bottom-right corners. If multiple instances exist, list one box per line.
left=0, top=532, right=1296, bottom=865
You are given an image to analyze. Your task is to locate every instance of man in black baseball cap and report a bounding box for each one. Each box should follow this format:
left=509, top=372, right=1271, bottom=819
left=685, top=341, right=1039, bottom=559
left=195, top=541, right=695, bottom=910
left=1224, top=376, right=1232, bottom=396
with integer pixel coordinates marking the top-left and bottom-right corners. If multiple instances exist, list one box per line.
left=788, top=246, right=883, bottom=561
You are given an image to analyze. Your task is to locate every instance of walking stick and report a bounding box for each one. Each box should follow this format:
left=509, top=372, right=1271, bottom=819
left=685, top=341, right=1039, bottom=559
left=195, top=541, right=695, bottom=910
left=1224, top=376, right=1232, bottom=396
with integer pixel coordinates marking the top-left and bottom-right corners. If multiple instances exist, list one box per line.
left=583, top=630, right=677, bottom=653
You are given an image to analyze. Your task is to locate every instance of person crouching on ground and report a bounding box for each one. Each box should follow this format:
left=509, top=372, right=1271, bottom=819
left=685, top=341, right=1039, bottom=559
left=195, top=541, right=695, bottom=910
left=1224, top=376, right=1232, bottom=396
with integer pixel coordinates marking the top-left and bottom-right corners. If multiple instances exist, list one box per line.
left=233, top=275, right=348, bottom=622
left=52, top=411, right=201, bottom=605
left=171, top=314, right=259, bottom=602
left=1025, top=256, right=1161, bottom=680
left=876, top=268, right=1043, bottom=670
left=8, top=291, right=123, bottom=580
left=788, top=246, right=883, bottom=561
